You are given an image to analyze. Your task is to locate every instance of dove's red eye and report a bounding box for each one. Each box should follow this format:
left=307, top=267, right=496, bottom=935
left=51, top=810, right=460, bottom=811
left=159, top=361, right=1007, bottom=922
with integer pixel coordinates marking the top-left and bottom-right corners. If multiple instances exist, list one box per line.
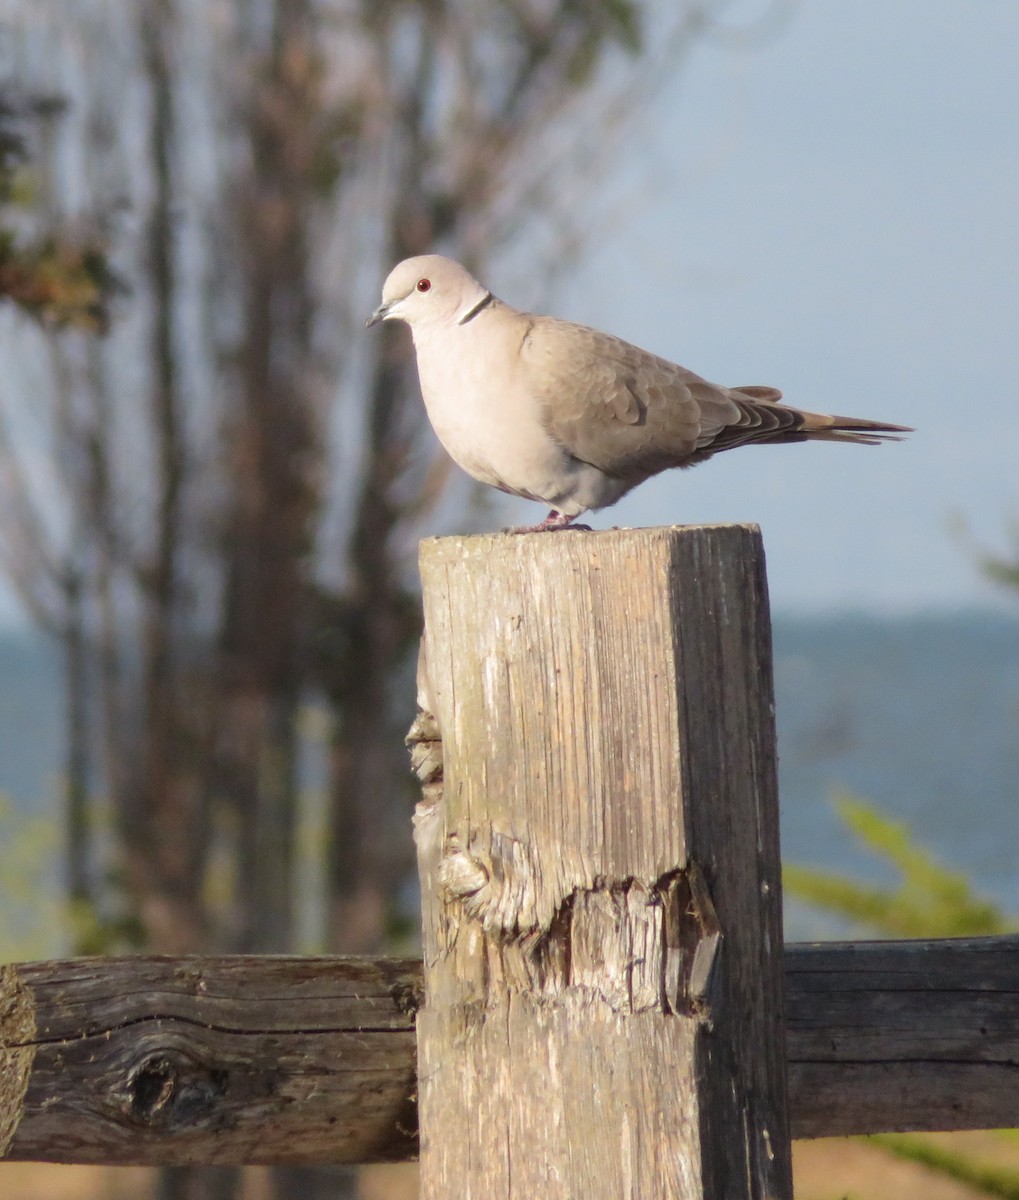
left=416, top=278, right=431, bottom=292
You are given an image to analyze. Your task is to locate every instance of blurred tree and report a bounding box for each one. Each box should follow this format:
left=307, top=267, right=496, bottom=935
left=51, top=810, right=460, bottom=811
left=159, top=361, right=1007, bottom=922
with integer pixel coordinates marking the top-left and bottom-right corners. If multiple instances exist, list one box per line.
left=0, top=0, right=738, bottom=953
left=0, top=2, right=781, bottom=1197
left=0, top=84, right=119, bottom=933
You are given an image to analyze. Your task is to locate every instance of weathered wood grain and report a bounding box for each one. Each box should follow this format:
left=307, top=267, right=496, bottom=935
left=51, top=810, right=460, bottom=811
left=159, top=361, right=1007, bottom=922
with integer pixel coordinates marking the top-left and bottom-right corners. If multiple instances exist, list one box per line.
left=414, top=527, right=792, bottom=1200
left=0, top=955, right=419, bottom=1165
left=5, top=939, right=1019, bottom=1163
left=786, top=935, right=1019, bottom=1137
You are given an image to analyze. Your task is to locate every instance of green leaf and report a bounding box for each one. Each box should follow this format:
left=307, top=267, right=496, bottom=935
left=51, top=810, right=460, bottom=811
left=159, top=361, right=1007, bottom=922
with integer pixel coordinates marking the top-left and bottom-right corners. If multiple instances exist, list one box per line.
left=784, top=794, right=1011, bottom=938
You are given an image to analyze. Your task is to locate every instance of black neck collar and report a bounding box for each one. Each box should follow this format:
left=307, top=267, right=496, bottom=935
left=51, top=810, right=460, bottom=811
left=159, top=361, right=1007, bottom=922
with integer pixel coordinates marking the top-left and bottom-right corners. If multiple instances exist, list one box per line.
left=457, top=291, right=494, bottom=326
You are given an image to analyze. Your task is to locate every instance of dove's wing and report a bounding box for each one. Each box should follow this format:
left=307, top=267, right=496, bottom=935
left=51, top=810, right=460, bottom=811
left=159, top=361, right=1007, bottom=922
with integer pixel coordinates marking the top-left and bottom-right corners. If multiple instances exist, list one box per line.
left=519, top=316, right=809, bottom=482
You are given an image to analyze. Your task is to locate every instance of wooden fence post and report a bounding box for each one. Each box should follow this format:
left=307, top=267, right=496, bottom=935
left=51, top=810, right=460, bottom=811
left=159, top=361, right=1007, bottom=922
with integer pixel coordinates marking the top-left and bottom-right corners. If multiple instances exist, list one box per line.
left=413, top=525, right=791, bottom=1200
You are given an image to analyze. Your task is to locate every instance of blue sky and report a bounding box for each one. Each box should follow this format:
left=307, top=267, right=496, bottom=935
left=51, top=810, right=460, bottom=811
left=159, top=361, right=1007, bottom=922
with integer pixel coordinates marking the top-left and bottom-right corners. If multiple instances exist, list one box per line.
left=495, top=1, right=1019, bottom=612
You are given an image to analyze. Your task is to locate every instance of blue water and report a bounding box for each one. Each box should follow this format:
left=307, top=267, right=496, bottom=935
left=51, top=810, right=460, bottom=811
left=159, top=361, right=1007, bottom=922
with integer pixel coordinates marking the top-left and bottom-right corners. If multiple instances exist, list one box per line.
left=773, top=611, right=1019, bottom=935
left=0, top=631, right=63, bottom=814
left=2, top=613, right=1017, bottom=942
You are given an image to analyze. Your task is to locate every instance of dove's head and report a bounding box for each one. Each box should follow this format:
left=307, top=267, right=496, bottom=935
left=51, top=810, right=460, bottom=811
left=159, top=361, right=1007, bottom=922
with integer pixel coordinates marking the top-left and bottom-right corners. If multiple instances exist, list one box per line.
left=366, top=255, right=492, bottom=331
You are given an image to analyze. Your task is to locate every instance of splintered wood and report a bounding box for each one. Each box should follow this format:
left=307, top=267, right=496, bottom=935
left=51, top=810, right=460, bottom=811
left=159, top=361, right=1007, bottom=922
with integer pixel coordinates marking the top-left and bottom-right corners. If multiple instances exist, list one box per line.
left=412, top=525, right=792, bottom=1200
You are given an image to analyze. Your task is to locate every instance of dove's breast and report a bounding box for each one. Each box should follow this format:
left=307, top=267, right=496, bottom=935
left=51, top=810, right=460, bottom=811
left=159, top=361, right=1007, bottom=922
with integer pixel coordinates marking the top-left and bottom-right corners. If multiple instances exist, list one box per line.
left=411, top=315, right=610, bottom=513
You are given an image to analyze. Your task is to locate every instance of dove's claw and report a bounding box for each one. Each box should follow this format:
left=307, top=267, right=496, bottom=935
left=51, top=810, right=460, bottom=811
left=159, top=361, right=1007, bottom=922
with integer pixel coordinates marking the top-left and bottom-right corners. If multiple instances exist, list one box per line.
left=505, top=510, right=592, bottom=534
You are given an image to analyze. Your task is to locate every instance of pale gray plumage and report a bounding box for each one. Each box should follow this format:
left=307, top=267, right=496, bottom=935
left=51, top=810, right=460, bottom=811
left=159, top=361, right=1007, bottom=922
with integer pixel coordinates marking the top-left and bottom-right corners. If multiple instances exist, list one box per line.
left=366, top=254, right=911, bottom=531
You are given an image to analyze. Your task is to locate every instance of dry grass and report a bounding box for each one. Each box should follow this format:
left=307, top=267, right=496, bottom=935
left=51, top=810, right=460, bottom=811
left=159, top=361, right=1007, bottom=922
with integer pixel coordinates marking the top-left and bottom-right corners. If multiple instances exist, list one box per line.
left=0, top=1165, right=155, bottom=1200
left=0, top=1164, right=421, bottom=1200
left=5, top=1139, right=1019, bottom=1199
left=793, top=1134, right=1017, bottom=1200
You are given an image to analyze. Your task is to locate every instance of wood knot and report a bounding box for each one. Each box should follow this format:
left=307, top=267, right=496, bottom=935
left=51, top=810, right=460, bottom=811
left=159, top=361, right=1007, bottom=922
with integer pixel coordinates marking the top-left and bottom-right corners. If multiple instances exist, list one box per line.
left=125, top=1052, right=228, bottom=1128
left=436, top=832, right=544, bottom=934
left=390, top=980, right=424, bottom=1018
left=406, top=709, right=443, bottom=784
left=439, top=850, right=490, bottom=901
left=129, top=1055, right=176, bottom=1119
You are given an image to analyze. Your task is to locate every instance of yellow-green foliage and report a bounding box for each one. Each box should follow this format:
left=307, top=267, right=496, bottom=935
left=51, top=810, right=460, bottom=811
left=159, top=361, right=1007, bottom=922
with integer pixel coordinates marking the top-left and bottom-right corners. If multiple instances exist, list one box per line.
left=0, top=95, right=117, bottom=332
left=0, top=793, right=136, bottom=959
left=949, top=513, right=1019, bottom=595
left=783, top=794, right=1012, bottom=938
left=866, top=1134, right=1019, bottom=1199
left=787, top=796, right=1019, bottom=1195
left=0, top=793, right=61, bottom=960
left=0, top=228, right=117, bottom=333
left=978, top=522, right=1019, bottom=592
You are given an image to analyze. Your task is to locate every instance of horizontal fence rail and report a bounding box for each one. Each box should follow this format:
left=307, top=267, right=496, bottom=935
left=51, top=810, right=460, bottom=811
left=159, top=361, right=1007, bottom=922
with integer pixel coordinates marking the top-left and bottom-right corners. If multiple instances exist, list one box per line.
left=3, top=937, right=1019, bottom=1165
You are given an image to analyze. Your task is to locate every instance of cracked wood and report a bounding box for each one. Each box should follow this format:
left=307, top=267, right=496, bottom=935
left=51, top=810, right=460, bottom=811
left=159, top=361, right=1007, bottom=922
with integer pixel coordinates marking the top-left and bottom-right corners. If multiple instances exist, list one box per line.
left=414, top=526, right=792, bottom=1200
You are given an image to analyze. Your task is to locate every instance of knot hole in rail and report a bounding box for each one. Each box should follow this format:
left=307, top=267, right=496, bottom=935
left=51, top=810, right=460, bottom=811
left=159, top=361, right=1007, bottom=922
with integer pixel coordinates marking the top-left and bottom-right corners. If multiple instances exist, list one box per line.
left=124, top=1050, right=229, bottom=1128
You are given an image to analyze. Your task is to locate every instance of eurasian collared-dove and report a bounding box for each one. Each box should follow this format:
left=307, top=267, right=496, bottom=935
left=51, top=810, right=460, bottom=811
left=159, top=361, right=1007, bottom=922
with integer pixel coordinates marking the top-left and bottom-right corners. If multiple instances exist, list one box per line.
left=366, top=255, right=911, bottom=532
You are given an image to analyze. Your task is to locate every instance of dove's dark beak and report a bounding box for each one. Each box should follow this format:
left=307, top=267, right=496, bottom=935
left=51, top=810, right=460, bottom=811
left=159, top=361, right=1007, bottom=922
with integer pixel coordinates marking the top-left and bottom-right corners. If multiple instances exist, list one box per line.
left=365, top=302, right=391, bottom=329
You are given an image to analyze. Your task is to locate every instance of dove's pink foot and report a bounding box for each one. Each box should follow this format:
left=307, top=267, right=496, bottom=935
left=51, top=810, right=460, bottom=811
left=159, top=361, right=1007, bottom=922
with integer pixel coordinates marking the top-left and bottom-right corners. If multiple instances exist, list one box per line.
left=506, top=510, right=592, bottom=534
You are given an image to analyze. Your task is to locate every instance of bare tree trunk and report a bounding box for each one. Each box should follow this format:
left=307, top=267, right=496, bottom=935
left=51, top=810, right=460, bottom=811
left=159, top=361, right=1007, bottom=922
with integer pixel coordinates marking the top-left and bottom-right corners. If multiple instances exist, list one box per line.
left=84, top=342, right=134, bottom=941
left=323, top=25, right=454, bottom=952
left=62, top=569, right=91, bottom=910
left=326, top=323, right=420, bottom=955
left=229, top=11, right=359, bottom=1196
left=52, top=347, right=93, bottom=920
left=123, top=0, right=209, bottom=955
left=142, top=7, right=222, bottom=1199
left=271, top=1165, right=358, bottom=1200
left=157, top=1167, right=242, bottom=1200
left=216, top=0, right=322, bottom=957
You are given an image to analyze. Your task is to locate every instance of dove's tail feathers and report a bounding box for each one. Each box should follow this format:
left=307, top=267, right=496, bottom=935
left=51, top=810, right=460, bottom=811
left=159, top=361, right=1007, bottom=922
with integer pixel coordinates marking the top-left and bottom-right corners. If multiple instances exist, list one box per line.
left=798, top=413, right=913, bottom=446
left=701, top=390, right=912, bottom=459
